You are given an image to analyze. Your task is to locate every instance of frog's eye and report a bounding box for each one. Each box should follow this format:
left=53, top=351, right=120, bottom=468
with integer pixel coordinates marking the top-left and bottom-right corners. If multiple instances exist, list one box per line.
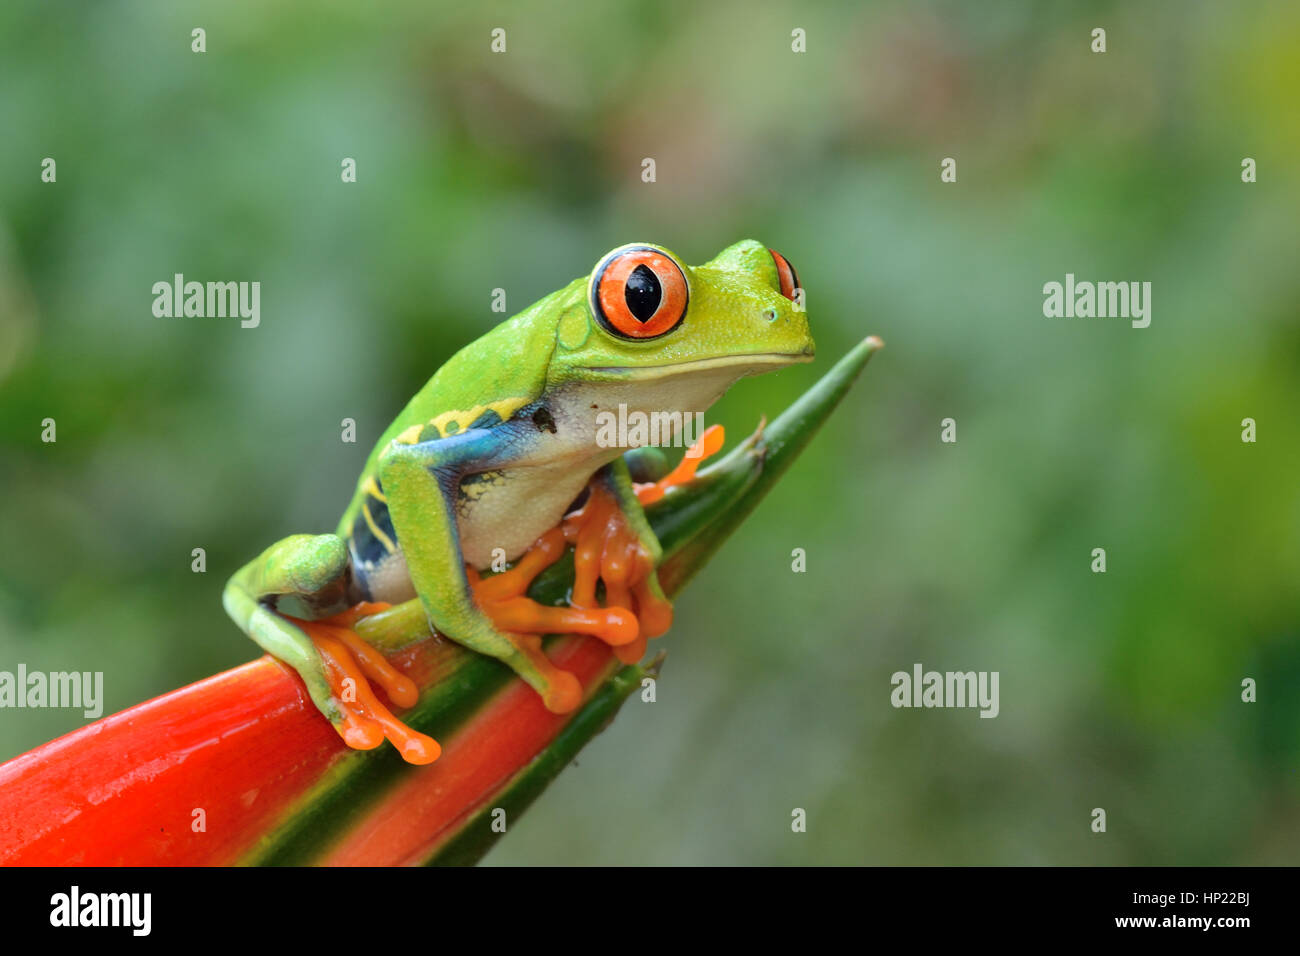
left=589, top=245, right=689, bottom=340
left=769, top=249, right=800, bottom=301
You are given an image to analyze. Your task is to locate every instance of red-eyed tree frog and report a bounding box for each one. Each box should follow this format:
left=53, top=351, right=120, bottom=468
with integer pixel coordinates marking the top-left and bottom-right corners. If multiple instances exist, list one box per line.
left=223, top=240, right=813, bottom=763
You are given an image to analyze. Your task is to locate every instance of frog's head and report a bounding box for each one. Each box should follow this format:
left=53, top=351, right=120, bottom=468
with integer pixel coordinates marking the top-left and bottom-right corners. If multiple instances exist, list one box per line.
left=549, top=240, right=815, bottom=390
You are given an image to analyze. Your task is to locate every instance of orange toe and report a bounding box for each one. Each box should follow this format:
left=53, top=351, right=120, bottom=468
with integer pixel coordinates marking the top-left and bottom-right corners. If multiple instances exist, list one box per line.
left=560, top=481, right=676, bottom=666
left=543, top=668, right=583, bottom=714
left=484, top=597, right=640, bottom=647
left=636, top=424, right=725, bottom=504
left=612, top=632, right=648, bottom=666
left=295, top=606, right=441, bottom=765
left=464, top=474, right=679, bottom=714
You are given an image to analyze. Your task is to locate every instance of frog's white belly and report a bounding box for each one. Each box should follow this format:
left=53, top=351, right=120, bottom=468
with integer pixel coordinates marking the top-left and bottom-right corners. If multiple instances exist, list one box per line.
left=463, top=369, right=742, bottom=564
left=456, top=455, right=613, bottom=568
left=367, top=365, right=743, bottom=601
left=361, top=458, right=604, bottom=604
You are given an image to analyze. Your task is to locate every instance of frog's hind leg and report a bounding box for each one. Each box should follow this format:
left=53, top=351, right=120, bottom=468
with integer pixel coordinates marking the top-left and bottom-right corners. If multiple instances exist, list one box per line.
left=223, top=534, right=440, bottom=764
left=223, top=534, right=349, bottom=715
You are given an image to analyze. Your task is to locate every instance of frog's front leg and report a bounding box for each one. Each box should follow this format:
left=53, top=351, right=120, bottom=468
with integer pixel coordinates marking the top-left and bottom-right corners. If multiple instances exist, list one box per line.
left=461, top=458, right=670, bottom=672
left=556, top=425, right=725, bottom=661
left=557, top=457, right=674, bottom=665
left=468, top=426, right=727, bottom=670
left=378, top=427, right=635, bottom=715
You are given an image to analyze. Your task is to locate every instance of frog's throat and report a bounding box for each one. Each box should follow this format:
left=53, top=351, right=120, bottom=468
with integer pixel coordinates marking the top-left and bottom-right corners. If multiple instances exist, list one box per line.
left=578, top=350, right=814, bottom=380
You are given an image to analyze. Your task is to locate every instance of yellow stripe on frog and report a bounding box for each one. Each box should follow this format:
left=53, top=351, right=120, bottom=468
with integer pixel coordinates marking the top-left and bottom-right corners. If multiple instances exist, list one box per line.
left=362, top=499, right=397, bottom=554
left=362, top=475, right=386, bottom=502
left=425, top=397, right=531, bottom=437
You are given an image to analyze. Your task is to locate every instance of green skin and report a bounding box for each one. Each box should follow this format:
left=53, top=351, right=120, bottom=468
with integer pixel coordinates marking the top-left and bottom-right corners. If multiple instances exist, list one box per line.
left=223, top=239, right=814, bottom=726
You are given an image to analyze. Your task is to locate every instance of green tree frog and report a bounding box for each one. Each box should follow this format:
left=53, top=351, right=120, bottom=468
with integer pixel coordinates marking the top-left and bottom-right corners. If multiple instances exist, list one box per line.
left=224, top=240, right=813, bottom=763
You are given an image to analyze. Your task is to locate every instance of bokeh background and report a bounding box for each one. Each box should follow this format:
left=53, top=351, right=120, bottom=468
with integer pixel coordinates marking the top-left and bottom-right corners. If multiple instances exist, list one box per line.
left=2, top=0, right=1298, bottom=864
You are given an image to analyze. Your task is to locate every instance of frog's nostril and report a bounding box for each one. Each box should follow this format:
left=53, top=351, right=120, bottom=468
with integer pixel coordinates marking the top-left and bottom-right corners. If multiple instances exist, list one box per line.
left=762, top=307, right=778, bottom=322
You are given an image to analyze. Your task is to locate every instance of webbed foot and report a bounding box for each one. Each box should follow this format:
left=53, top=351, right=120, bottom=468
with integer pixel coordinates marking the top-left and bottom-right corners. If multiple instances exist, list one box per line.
left=562, top=481, right=671, bottom=665
left=289, top=601, right=442, bottom=764
left=469, top=424, right=728, bottom=697
left=467, top=526, right=634, bottom=714
left=633, top=424, right=725, bottom=505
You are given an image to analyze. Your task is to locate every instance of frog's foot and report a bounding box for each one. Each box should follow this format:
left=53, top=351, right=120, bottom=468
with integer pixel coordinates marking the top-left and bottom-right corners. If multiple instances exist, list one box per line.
left=634, top=424, right=726, bottom=505
left=466, top=532, right=618, bottom=716
left=465, top=428, right=727, bottom=706
left=469, top=527, right=641, bottom=649
left=290, top=602, right=442, bottom=764
left=558, top=481, right=671, bottom=665
left=467, top=528, right=636, bottom=715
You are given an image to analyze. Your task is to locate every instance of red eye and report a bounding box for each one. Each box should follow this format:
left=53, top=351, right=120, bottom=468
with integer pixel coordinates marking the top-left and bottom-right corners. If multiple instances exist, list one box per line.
left=770, top=249, right=800, bottom=301
left=590, top=245, right=689, bottom=339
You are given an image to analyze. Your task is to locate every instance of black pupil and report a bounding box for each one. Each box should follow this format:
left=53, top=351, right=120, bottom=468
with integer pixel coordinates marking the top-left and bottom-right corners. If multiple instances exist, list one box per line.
left=624, top=264, right=662, bottom=322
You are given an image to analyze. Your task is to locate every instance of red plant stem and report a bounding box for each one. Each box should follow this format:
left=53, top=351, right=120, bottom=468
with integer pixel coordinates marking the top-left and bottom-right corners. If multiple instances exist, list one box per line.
left=320, top=637, right=616, bottom=865
left=0, top=658, right=344, bottom=865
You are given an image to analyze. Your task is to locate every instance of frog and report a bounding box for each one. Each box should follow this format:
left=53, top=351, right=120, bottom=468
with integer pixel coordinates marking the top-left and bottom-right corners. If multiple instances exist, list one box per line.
left=223, top=240, right=813, bottom=764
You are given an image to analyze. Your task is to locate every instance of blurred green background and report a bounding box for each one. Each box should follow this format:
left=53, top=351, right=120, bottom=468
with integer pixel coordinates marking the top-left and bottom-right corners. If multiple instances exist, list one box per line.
left=2, top=0, right=1298, bottom=864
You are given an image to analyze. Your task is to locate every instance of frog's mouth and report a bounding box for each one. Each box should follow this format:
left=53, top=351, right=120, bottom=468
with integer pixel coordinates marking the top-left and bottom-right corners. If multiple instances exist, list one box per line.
left=581, top=349, right=814, bottom=380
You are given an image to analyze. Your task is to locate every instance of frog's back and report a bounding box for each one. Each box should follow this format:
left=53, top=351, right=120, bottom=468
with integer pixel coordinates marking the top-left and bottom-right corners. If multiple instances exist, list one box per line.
left=335, top=282, right=578, bottom=586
